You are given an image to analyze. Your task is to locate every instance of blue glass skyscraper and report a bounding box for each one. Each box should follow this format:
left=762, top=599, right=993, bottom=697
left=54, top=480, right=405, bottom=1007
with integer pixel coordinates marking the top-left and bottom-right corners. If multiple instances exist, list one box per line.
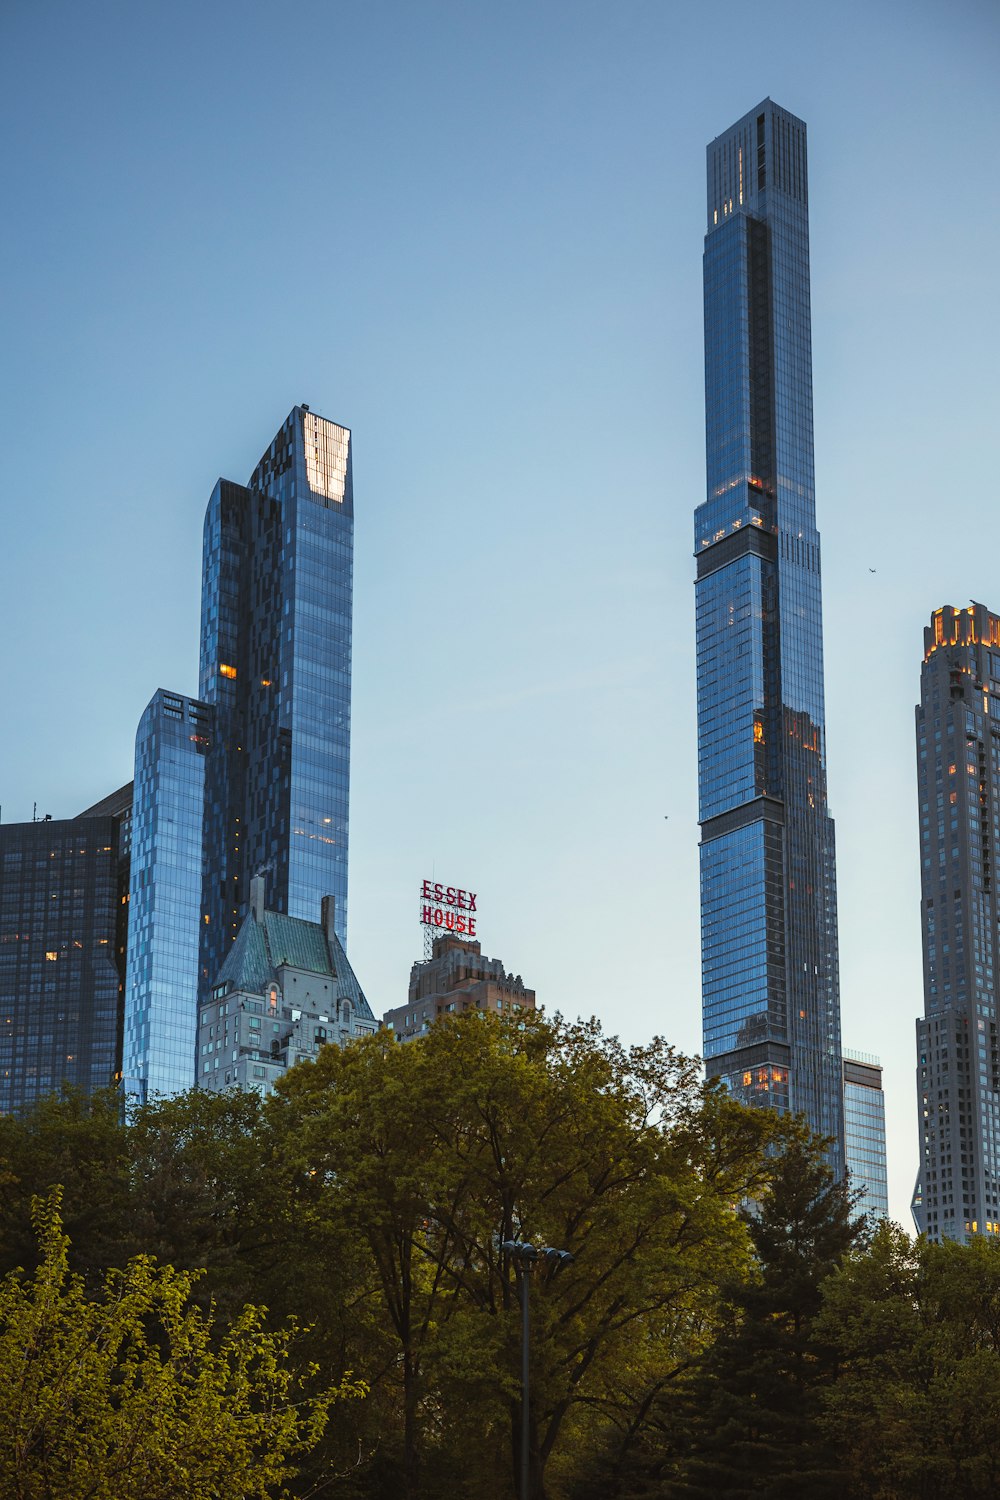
left=125, top=406, right=354, bottom=1101
left=124, top=692, right=209, bottom=1099
left=198, top=408, right=353, bottom=995
left=842, top=1051, right=888, bottom=1220
left=695, top=102, right=845, bottom=1172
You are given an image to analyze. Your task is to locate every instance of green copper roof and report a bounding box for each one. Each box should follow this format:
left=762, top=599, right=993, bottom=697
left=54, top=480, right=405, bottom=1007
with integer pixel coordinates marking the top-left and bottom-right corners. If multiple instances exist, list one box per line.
left=214, top=905, right=374, bottom=1022
left=216, top=914, right=271, bottom=994
left=330, top=927, right=373, bottom=1020
left=262, top=911, right=334, bottom=976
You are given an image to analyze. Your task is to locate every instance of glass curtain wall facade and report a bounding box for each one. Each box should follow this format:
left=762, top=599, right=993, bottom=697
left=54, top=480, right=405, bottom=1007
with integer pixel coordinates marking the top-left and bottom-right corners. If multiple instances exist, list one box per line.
left=125, top=406, right=354, bottom=1100
left=913, top=604, right=1000, bottom=1242
left=696, top=100, right=845, bottom=1172
left=124, top=691, right=210, bottom=1100
left=843, top=1051, right=888, bottom=1220
left=198, top=407, right=353, bottom=999
left=0, top=788, right=131, bottom=1112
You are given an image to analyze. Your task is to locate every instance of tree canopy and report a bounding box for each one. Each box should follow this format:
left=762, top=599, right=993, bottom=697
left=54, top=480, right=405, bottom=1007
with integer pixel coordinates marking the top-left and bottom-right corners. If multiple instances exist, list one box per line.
left=0, top=1191, right=363, bottom=1500
left=270, top=1013, right=782, bottom=1497
left=2, top=1012, right=997, bottom=1498
left=816, top=1222, right=1000, bottom=1500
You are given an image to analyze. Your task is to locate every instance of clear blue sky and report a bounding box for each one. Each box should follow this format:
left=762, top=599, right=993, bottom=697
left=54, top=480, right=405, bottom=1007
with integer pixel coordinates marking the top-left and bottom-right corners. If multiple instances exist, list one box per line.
left=1, top=0, right=998, bottom=1223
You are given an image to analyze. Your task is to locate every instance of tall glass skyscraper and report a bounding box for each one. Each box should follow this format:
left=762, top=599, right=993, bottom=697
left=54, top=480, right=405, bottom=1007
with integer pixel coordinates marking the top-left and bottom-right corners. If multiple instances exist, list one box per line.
left=198, top=408, right=354, bottom=994
left=913, top=604, right=1000, bottom=1243
left=124, top=691, right=210, bottom=1099
left=125, top=405, right=354, bottom=1101
left=695, top=101, right=845, bottom=1172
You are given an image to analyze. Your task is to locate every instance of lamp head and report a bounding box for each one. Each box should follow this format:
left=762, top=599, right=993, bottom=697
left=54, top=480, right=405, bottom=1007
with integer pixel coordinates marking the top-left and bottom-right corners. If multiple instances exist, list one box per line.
left=542, top=1247, right=574, bottom=1269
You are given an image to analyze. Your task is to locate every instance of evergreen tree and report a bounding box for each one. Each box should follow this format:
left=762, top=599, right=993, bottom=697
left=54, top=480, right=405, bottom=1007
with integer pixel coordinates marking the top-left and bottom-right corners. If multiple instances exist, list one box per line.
left=817, top=1224, right=1000, bottom=1499
left=576, top=1132, right=865, bottom=1500
left=670, top=1136, right=865, bottom=1498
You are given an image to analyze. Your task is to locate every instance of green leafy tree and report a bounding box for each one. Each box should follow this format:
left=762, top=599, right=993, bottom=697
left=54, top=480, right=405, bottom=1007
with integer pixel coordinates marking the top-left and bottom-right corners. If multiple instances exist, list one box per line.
left=0, top=1088, right=131, bottom=1284
left=0, top=1191, right=364, bottom=1500
left=817, top=1223, right=1000, bottom=1499
left=583, top=1133, right=863, bottom=1499
left=125, top=1087, right=287, bottom=1317
left=273, top=1012, right=780, bottom=1500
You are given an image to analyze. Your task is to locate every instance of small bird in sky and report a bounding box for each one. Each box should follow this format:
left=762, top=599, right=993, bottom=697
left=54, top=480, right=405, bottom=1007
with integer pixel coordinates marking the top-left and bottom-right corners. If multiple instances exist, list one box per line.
left=869, top=568, right=876, bottom=574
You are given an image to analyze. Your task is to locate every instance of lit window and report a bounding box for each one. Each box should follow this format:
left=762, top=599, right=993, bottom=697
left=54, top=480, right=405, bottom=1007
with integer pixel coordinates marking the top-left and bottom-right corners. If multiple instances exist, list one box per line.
left=303, top=413, right=349, bottom=503
left=220, top=663, right=237, bottom=679
left=45, top=951, right=57, bottom=962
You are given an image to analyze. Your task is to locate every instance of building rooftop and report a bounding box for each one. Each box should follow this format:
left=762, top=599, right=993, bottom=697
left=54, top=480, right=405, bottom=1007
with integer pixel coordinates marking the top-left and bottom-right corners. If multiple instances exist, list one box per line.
left=215, top=883, right=374, bottom=1023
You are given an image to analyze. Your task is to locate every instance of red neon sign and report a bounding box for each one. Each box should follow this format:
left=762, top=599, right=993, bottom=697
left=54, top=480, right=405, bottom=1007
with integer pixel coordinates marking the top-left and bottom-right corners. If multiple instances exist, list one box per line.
left=420, top=879, right=478, bottom=938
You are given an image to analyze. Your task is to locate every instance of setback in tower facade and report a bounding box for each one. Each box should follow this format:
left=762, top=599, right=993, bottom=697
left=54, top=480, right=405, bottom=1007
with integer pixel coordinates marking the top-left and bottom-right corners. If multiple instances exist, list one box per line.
left=695, top=101, right=845, bottom=1172
left=913, top=604, right=1000, bottom=1242
left=125, top=405, right=354, bottom=1102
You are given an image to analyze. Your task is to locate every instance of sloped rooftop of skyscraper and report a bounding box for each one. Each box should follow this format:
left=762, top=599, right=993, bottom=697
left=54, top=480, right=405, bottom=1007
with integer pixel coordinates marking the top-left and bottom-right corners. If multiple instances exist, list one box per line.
left=216, top=900, right=374, bottom=1022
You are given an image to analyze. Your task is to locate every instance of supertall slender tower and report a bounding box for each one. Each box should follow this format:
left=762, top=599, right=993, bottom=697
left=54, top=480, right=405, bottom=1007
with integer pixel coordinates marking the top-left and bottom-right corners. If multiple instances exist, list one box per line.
left=913, top=604, right=1000, bottom=1242
left=695, top=101, right=845, bottom=1171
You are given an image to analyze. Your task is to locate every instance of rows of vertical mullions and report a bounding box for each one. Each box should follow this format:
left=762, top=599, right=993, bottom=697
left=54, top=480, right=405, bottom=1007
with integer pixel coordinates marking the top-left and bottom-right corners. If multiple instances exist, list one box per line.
left=124, top=406, right=354, bottom=1099
left=0, top=817, right=126, bottom=1109
left=697, top=101, right=845, bottom=1175
left=914, top=605, right=1000, bottom=1240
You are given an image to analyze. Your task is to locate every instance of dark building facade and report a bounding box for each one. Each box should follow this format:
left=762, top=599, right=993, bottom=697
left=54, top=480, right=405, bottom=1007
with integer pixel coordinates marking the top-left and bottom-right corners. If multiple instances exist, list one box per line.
left=0, top=785, right=132, bottom=1111
left=125, top=405, right=355, bottom=1102
left=913, top=604, right=1000, bottom=1242
left=695, top=101, right=845, bottom=1171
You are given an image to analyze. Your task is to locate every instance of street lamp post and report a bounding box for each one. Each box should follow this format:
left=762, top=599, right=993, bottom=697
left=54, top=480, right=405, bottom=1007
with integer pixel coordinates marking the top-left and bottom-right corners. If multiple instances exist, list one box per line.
left=501, top=1239, right=574, bottom=1500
